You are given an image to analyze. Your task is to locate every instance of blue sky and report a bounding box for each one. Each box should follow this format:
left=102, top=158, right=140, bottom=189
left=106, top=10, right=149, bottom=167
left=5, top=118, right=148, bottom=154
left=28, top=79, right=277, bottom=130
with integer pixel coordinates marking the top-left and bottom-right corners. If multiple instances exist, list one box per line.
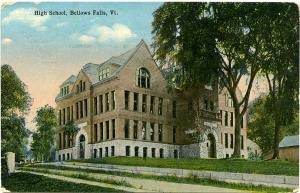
left=1, top=2, right=162, bottom=129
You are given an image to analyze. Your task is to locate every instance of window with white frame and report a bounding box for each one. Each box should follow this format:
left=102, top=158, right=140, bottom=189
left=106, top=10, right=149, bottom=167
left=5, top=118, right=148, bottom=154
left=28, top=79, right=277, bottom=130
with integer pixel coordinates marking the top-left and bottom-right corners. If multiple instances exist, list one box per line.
left=99, top=68, right=110, bottom=81
left=137, top=67, right=150, bottom=88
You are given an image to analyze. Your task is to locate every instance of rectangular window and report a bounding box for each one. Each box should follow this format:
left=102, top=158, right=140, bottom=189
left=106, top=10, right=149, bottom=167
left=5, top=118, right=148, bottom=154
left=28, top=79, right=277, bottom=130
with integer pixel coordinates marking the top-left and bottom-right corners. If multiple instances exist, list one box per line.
left=150, top=123, right=154, bottom=141
left=159, top=149, right=164, bottom=158
left=142, top=94, right=147, bottom=113
left=133, top=120, right=138, bottom=139
left=99, top=148, right=102, bottom=158
left=63, top=131, right=66, bottom=149
left=105, top=93, right=109, bottom=111
left=93, top=97, right=98, bottom=115
left=80, top=101, right=83, bottom=118
left=172, top=100, right=176, bottom=118
left=84, top=99, right=88, bottom=117
left=106, top=120, right=109, bottom=140
left=59, top=110, right=61, bottom=125
left=111, top=146, right=115, bottom=156
left=67, top=107, right=70, bottom=121
left=99, top=95, right=103, bottom=113
left=76, top=102, right=79, bottom=119
left=241, top=117, right=244, bottom=128
left=225, top=133, right=228, bottom=148
left=126, top=146, right=130, bottom=156
left=230, top=112, right=234, bottom=127
left=152, top=148, right=156, bottom=158
left=158, top=97, right=163, bottom=115
left=124, top=119, right=129, bottom=138
left=76, top=85, right=79, bottom=93
left=100, top=122, right=103, bottom=141
left=204, top=100, right=209, bottom=110
left=230, top=134, right=234, bottom=148
left=173, top=126, right=176, bottom=143
left=83, top=81, right=86, bottom=91
left=241, top=135, right=244, bottom=149
left=59, top=133, right=62, bottom=149
left=158, top=124, right=163, bottom=142
left=134, top=93, right=138, bottom=111
left=111, top=91, right=115, bottom=110
left=124, top=91, right=130, bottom=110
left=225, top=111, right=228, bottom=126
left=150, top=96, right=155, bottom=114
left=99, top=68, right=110, bottom=80
left=71, top=106, right=73, bottom=121
left=142, top=121, right=147, bottom=140
left=94, top=124, right=98, bottom=142
left=80, top=80, right=82, bottom=92
left=112, top=119, right=115, bottom=139
left=63, top=108, right=66, bottom=124
left=105, top=147, right=108, bottom=157
left=135, top=147, right=139, bottom=157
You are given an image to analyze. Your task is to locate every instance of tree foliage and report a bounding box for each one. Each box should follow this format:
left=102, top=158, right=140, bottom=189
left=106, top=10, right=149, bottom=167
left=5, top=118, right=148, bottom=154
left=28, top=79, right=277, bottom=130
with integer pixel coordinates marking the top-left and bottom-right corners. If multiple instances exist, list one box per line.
left=258, top=4, right=299, bottom=158
left=63, top=120, right=80, bottom=147
left=1, top=64, right=32, bottom=116
left=1, top=64, right=32, bottom=161
left=31, top=105, right=56, bottom=161
left=152, top=2, right=298, bottom=157
left=248, top=97, right=299, bottom=154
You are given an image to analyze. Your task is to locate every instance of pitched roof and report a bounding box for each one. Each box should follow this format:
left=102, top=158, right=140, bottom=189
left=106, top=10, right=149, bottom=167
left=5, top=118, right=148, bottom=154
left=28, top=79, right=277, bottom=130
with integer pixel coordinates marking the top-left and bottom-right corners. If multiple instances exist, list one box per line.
left=60, top=75, right=76, bottom=87
left=81, top=63, right=100, bottom=84
left=58, top=39, right=148, bottom=93
left=279, top=135, right=299, bottom=148
left=101, top=46, right=137, bottom=67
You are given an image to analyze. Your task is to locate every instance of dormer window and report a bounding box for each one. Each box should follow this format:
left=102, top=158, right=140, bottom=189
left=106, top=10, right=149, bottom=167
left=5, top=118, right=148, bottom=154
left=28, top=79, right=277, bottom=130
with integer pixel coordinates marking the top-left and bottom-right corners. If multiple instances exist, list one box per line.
left=99, top=68, right=110, bottom=81
left=137, top=67, right=150, bottom=88
left=60, top=85, right=69, bottom=96
left=76, top=80, right=86, bottom=93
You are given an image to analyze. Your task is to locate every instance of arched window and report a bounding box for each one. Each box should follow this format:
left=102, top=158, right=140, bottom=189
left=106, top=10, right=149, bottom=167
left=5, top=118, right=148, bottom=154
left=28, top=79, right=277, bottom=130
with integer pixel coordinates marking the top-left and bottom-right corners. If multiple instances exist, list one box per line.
left=137, top=68, right=150, bottom=88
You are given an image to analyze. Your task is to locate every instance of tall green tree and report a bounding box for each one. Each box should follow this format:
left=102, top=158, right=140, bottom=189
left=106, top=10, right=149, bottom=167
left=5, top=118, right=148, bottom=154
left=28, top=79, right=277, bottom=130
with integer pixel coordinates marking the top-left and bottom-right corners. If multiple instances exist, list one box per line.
left=1, top=64, right=32, bottom=161
left=260, top=3, right=299, bottom=158
left=63, top=120, right=80, bottom=147
left=31, top=105, right=56, bottom=161
left=248, top=97, right=299, bottom=154
left=152, top=2, right=298, bottom=157
left=1, top=65, right=31, bottom=116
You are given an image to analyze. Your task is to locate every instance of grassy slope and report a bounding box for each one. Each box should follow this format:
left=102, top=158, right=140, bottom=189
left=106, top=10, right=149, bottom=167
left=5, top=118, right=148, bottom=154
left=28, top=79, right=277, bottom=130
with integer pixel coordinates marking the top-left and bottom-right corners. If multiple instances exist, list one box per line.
left=22, top=165, right=293, bottom=193
left=68, top=157, right=299, bottom=176
left=2, top=172, right=123, bottom=192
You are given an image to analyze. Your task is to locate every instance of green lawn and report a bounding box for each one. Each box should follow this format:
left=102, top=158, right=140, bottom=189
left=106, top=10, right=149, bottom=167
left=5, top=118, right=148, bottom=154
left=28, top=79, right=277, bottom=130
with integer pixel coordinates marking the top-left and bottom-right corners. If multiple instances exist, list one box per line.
left=21, top=165, right=293, bottom=193
left=2, top=172, right=123, bottom=192
left=67, top=156, right=299, bottom=176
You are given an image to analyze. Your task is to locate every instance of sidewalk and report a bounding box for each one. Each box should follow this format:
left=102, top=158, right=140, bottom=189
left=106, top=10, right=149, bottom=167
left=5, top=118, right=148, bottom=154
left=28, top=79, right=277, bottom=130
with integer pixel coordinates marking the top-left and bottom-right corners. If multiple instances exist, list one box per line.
left=20, top=168, right=247, bottom=192
left=43, top=161, right=297, bottom=189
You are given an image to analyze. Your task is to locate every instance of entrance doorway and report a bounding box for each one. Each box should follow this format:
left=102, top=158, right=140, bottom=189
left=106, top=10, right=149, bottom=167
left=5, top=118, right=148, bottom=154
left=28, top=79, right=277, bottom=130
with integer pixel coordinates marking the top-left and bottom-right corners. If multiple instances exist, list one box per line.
left=79, top=135, right=85, bottom=159
left=207, top=133, right=216, bottom=158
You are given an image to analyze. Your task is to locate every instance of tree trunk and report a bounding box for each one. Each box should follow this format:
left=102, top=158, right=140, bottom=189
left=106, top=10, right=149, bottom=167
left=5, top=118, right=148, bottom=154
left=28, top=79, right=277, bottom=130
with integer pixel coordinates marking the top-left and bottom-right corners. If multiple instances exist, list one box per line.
left=232, top=108, right=241, bottom=158
left=272, top=110, right=280, bottom=159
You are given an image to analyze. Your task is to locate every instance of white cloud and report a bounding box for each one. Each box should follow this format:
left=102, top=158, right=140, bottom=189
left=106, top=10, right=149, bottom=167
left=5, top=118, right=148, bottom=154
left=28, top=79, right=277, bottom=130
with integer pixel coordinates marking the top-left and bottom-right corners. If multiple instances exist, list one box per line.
left=2, top=8, right=49, bottom=31
left=55, top=22, right=68, bottom=28
left=2, top=38, right=13, bottom=45
left=78, top=35, right=96, bottom=45
left=73, top=23, right=137, bottom=45
left=94, top=23, right=137, bottom=43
